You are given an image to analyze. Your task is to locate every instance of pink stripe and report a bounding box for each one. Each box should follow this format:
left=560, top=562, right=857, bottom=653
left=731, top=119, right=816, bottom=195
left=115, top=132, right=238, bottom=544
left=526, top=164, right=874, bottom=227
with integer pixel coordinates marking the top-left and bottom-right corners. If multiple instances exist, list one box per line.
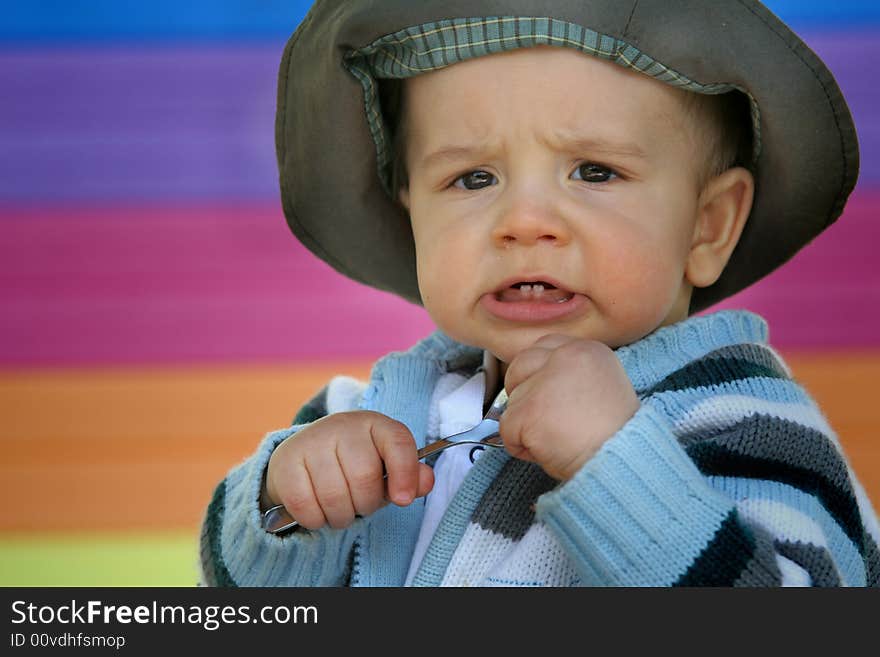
left=0, top=203, right=435, bottom=365
left=1, top=192, right=878, bottom=367
left=712, top=189, right=880, bottom=347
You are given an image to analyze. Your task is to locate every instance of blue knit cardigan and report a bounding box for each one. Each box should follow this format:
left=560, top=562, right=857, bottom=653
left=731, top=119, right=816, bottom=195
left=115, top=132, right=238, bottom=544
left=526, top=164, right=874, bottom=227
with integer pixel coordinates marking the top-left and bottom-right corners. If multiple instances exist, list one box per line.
left=200, top=310, right=880, bottom=586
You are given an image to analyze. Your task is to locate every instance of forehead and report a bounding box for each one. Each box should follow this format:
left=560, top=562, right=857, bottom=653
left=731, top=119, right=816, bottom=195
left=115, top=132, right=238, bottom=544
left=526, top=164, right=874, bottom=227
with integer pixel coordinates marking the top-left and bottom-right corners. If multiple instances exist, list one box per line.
left=403, top=46, right=691, bottom=151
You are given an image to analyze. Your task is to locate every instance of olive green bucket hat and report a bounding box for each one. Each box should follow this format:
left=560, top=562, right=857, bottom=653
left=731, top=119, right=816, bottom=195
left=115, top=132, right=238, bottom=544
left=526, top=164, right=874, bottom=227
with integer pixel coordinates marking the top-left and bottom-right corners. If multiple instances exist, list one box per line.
left=275, top=0, right=858, bottom=312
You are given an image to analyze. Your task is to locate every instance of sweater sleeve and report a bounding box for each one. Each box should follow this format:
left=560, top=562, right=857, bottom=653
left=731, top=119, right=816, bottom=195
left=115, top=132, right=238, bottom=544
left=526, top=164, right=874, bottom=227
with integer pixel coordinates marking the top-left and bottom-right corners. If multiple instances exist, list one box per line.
left=199, top=378, right=368, bottom=587
left=536, top=399, right=880, bottom=587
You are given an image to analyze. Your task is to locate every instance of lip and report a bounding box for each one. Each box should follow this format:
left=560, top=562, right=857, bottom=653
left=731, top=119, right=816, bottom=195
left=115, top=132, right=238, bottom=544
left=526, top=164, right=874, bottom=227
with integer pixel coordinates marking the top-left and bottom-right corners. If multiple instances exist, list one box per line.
left=481, top=274, right=588, bottom=324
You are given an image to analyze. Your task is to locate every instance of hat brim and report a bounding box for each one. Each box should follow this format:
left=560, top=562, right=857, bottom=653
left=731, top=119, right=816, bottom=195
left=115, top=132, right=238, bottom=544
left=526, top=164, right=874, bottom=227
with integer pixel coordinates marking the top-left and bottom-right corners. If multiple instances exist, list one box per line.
left=276, top=0, right=858, bottom=312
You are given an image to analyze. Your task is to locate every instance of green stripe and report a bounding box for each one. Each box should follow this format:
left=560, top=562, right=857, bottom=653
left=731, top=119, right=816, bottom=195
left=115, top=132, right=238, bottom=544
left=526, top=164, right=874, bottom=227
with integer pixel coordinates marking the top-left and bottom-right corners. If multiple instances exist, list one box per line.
left=674, top=510, right=760, bottom=586
left=291, top=385, right=329, bottom=425
left=687, top=438, right=864, bottom=551
left=471, top=459, right=556, bottom=541
left=646, top=356, right=788, bottom=395
left=775, top=539, right=842, bottom=586
left=342, top=15, right=761, bottom=195
left=201, top=481, right=238, bottom=587
left=866, top=535, right=880, bottom=587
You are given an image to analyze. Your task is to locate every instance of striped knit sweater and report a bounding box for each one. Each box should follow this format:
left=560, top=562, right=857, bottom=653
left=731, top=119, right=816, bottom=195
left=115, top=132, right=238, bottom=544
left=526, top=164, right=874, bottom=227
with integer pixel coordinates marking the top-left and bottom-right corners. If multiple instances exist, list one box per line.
left=200, top=310, right=880, bottom=586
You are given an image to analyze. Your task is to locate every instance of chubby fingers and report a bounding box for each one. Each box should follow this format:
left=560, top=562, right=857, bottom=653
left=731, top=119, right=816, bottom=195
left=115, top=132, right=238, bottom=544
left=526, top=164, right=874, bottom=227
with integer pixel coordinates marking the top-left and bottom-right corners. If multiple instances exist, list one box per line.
left=306, top=446, right=358, bottom=529
left=269, top=456, right=328, bottom=531
left=336, top=429, right=388, bottom=519
left=504, top=333, right=577, bottom=393
left=268, top=411, right=431, bottom=531
left=303, top=413, right=426, bottom=528
left=369, top=415, right=429, bottom=506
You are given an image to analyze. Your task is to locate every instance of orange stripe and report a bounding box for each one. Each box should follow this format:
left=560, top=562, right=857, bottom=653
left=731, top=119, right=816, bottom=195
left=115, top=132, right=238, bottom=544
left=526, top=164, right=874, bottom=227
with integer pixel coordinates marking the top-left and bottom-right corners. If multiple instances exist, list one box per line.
left=785, top=351, right=880, bottom=507
left=1, top=354, right=878, bottom=532
left=1, top=362, right=372, bottom=531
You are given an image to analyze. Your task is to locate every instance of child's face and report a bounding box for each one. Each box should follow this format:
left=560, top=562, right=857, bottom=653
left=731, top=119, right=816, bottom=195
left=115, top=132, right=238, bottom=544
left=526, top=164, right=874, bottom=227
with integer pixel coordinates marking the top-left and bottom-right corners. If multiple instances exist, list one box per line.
left=399, top=46, right=713, bottom=365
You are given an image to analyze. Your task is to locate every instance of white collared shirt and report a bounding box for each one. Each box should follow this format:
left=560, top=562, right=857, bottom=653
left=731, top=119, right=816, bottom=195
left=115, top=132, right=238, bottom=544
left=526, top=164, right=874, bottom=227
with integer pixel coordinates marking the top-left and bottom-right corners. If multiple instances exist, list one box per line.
left=404, top=352, right=500, bottom=585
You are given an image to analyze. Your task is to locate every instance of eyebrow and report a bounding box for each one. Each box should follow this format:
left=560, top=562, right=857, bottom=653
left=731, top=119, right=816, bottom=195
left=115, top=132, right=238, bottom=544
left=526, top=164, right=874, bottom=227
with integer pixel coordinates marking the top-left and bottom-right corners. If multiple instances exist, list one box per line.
left=419, top=145, right=488, bottom=171
left=418, top=134, right=647, bottom=171
left=549, top=132, right=647, bottom=160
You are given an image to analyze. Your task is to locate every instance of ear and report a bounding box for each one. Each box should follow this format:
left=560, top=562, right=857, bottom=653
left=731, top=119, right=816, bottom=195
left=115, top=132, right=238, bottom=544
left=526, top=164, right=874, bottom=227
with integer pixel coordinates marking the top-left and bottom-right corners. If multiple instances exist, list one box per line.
left=686, top=166, right=755, bottom=288
left=398, top=186, right=410, bottom=211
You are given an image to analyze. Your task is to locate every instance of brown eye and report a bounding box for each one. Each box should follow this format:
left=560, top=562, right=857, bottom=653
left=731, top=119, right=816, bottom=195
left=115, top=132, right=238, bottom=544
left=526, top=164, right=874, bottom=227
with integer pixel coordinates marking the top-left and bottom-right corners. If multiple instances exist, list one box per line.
left=573, top=163, right=616, bottom=183
left=453, top=170, right=496, bottom=190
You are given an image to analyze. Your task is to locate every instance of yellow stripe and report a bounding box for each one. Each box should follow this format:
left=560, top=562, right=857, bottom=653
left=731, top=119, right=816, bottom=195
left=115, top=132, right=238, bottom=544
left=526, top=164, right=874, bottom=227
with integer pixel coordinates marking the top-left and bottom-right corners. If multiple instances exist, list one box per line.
left=0, top=531, right=198, bottom=586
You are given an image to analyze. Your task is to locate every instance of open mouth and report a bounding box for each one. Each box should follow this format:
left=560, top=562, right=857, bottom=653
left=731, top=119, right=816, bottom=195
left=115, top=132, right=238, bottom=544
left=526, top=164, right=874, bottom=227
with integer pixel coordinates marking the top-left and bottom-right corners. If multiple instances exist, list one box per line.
left=495, top=281, right=575, bottom=304
left=481, top=278, right=585, bottom=323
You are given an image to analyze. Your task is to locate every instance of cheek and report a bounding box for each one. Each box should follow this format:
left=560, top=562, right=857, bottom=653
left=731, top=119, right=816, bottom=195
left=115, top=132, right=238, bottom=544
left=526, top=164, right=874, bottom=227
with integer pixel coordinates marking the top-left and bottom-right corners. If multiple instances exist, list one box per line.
left=412, top=212, right=481, bottom=294
left=605, top=203, right=693, bottom=273
left=594, top=223, right=689, bottom=311
left=417, top=271, right=469, bottom=345
left=413, top=233, right=465, bottom=317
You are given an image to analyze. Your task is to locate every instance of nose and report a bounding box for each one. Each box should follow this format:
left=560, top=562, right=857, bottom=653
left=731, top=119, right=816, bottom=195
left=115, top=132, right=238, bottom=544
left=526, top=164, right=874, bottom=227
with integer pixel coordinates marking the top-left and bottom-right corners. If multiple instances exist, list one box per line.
left=490, top=187, right=571, bottom=248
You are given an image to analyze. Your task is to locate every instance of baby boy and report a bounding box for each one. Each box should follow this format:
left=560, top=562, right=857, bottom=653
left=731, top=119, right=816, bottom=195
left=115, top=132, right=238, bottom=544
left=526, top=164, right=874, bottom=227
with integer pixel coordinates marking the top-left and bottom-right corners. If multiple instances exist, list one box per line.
left=201, top=2, right=879, bottom=587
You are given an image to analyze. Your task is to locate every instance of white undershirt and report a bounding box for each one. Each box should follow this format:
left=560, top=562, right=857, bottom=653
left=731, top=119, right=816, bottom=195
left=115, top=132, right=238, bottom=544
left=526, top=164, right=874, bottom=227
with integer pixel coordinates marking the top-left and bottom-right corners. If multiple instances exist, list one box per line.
left=404, top=354, right=499, bottom=586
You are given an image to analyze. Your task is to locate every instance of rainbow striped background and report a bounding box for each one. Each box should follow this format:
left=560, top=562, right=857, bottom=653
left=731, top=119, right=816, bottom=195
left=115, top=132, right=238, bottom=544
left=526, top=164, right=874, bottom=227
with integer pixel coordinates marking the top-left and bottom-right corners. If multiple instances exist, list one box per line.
left=1, top=1, right=878, bottom=586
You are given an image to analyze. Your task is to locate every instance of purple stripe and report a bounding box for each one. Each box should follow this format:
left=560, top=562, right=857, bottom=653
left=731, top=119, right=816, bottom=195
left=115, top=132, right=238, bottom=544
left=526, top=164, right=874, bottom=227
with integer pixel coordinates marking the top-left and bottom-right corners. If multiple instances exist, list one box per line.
left=803, top=30, right=880, bottom=184
left=1, top=193, right=879, bottom=367
left=0, top=31, right=878, bottom=202
left=0, top=46, right=279, bottom=201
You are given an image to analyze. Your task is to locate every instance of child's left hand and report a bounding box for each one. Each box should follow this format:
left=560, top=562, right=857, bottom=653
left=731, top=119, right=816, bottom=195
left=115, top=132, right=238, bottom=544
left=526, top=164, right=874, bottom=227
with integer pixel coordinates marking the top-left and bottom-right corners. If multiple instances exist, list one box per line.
left=500, top=334, right=640, bottom=481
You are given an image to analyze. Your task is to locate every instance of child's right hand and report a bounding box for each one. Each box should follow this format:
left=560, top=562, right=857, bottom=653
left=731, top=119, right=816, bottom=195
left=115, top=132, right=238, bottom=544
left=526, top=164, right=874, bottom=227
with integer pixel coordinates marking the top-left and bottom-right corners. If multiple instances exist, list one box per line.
left=262, top=411, right=434, bottom=530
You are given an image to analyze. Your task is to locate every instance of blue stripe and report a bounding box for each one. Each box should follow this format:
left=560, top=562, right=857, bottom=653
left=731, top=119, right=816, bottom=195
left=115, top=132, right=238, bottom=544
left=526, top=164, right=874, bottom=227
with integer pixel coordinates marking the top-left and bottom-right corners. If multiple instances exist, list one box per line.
left=708, top=477, right=867, bottom=586
left=410, top=448, right=511, bottom=586
left=0, top=1, right=311, bottom=44
left=763, top=0, right=880, bottom=25
left=1, top=1, right=878, bottom=43
left=536, top=404, right=738, bottom=586
left=688, top=440, right=864, bottom=550
left=644, top=376, right=815, bottom=424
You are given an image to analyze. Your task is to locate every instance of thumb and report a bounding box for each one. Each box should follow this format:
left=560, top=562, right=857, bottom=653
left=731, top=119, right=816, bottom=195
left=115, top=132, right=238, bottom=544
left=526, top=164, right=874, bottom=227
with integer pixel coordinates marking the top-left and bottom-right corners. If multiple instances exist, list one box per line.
left=416, top=463, right=435, bottom=498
